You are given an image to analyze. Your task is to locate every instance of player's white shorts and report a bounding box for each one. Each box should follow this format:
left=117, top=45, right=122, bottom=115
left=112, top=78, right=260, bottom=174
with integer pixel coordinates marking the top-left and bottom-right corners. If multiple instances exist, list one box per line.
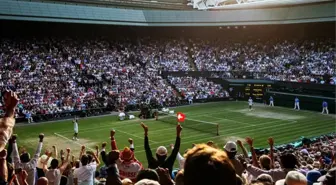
left=74, top=129, right=78, bottom=134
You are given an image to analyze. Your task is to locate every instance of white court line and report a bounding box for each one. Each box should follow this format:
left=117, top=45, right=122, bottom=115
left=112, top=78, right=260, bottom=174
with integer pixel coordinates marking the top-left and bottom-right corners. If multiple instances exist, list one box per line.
left=116, top=129, right=158, bottom=144
left=54, top=132, right=95, bottom=151
left=203, top=115, right=256, bottom=126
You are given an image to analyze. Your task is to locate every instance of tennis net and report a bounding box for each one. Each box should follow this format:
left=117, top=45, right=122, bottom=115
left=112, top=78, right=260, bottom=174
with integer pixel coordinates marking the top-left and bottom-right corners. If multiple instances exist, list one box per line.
left=159, top=111, right=219, bottom=136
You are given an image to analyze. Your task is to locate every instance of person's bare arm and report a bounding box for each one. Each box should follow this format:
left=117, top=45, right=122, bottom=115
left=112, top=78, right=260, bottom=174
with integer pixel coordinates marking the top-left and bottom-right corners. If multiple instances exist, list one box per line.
left=59, top=148, right=71, bottom=174
left=0, top=91, right=18, bottom=152
left=237, top=140, right=248, bottom=158
left=246, top=137, right=259, bottom=167
left=42, top=152, right=53, bottom=173
left=0, top=149, right=8, bottom=182
left=79, top=145, right=85, bottom=159
left=87, top=151, right=100, bottom=166
left=268, top=137, right=275, bottom=169
left=52, top=145, right=58, bottom=159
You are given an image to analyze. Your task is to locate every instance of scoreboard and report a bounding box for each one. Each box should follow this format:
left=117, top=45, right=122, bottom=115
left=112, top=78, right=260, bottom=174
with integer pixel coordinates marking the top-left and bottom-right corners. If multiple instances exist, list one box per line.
left=245, top=84, right=272, bottom=99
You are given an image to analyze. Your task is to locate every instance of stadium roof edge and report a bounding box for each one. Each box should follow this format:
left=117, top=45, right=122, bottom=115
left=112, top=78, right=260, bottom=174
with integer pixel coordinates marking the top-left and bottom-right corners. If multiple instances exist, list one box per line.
left=0, top=0, right=335, bottom=26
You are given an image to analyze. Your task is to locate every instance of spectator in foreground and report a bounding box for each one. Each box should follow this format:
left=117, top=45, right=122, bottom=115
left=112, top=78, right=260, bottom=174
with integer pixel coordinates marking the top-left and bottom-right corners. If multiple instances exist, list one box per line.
left=103, top=130, right=142, bottom=182
left=0, top=91, right=18, bottom=152
left=141, top=122, right=182, bottom=176
left=275, top=171, right=307, bottom=185
left=44, top=148, right=71, bottom=185
left=12, top=134, right=44, bottom=185
left=183, top=144, right=237, bottom=185
left=74, top=152, right=100, bottom=185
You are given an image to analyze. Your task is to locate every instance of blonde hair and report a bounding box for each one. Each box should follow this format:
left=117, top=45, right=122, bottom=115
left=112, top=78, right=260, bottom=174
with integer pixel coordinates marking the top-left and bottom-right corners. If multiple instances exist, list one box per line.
left=184, top=144, right=236, bottom=185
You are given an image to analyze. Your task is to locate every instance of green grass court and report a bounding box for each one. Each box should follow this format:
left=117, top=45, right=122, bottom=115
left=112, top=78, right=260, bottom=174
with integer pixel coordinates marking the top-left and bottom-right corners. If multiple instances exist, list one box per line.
left=14, top=101, right=335, bottom=167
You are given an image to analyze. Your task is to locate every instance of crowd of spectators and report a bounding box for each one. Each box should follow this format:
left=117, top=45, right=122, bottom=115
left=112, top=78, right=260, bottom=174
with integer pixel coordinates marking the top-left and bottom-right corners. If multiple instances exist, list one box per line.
left=190, top=39, right=335, bottom=83
left=0, top=37, right=335, bottom=118
left=0, top=92, right=335, bottom=185
left=167, top=76, right=228, bottom=100
left=0, top=38, right=189, bottom=117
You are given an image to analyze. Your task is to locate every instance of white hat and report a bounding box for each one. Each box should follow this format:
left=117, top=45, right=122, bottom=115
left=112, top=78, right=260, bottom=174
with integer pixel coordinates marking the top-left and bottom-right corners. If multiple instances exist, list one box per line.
left=156, top=146, right=168, bottom=156
left=135, top=179, right=160, bottom=185
left=224, top=141, right=237, bottom=152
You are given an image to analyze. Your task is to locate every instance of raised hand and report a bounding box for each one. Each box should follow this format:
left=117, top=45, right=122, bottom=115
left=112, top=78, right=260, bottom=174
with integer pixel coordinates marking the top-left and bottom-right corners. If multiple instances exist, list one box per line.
left=10, top=134, right=17, bottom=143
left=176, top=124, right=183, bottom=136
left=4, top=91, right=19, bottom=117
left=170, top=144, right=174, bottom=149
left=110, top=130, right=116, bottom=139
left=81, top=145, right=86, bottom=151
left=128, top=138, right=133, bottom=144
left=268, top=137, right=274, bottom=146
left=39, top=133, right=44, bottom=142
left=102, top=142, right=107, bottom=149
left=245, top=137, right=254, bottom=147
left=141, top=123, right=148, bottom=135
left=156, top=167, right=174, bottom=185
left=236, top=140, right=243, bottom=146
left=66, top=148, right=71, bottom=153
left=95, top=145, right=99, bottom=150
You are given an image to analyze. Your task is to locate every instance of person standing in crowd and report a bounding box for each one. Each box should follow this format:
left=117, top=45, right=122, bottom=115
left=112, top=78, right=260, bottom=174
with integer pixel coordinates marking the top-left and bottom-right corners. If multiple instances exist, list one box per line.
left=294, top=97, right=300, bottom=110
left=322, top=100, right=329, bottom=114
left=73, top=117, right=79, bottom=141
left=12, top=134, right=44, bottom=185
left=269, top=96, right=274, bottom=107
left=248, top=97, right=254, bottom=111
left=141, top=122, right=182, bottom=176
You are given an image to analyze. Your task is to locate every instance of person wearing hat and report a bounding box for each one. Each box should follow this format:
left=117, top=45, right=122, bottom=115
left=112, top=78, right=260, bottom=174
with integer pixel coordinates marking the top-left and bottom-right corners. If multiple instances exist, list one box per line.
left=224, top=140, right=245, bottom=176
left=275, top=171, right=307, bottom=185
left=141, top=122, right=182, bottom=176
left=314, top=167, right=336, bottom=185
left=107, top=130, right=143, bottom=182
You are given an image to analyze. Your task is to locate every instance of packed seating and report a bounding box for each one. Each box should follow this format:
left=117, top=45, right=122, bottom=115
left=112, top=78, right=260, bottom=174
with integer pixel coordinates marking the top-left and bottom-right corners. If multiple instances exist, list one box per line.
left=168, top=76, right=228, bottom=100
left=0, top=92, right=335, bottom=185
left=190, top=38, right=335, bottom=83
left=1, top=37, right=335, bottom=117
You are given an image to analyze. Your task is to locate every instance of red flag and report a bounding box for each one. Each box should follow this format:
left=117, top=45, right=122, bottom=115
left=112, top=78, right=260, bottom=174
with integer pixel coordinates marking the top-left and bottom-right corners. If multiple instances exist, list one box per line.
left=177, top=112, right=186, bottom=122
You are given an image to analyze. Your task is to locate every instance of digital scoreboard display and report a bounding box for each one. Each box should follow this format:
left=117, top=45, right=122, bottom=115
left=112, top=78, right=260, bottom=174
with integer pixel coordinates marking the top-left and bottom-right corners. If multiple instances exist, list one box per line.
left=245, top=84, right=272, bottom=99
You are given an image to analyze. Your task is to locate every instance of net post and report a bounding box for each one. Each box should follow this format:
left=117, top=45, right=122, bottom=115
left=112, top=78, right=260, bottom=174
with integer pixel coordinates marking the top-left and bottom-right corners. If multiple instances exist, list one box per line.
left=216, top=123, right=219, bottom=136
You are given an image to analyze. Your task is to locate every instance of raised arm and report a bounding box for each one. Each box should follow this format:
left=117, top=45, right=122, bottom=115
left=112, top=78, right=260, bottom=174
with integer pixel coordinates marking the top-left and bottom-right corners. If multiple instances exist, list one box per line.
left=101, top=142, right=108, bottom=166
left=268, top=137, right=275, bottom=169
left=0, top=91, right=18, bottom=152
left=59, top=148, right=71, bottom=174
left=79, top=145, right=85, bottom=159
left=246, top=137, right=259, bottom=167
left=110, top=130, right=118, bottom=150
left=141, top=123, right=155, bottom=164
left=42, top=152, right=53, bottom=173
left=166, top=124, right=182, bottom=163
left=31, top=134, right=44, bottom=165
left=11, top=135, right=21, bottom=166
left=236, top=140, right=249, bottom=159
left=52, top=145, right=58, bottom=159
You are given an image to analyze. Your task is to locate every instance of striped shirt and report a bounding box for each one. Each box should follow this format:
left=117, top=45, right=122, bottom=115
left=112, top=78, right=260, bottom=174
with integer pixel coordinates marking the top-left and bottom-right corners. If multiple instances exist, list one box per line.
left=74, top=162, right=97, bottom=185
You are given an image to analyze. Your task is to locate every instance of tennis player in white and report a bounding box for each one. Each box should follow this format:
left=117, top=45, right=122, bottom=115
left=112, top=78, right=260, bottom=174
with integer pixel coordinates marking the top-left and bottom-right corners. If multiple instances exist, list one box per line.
left=248, top=97, right=253, bottom=111
left=73, top=117, right=79, bottom=141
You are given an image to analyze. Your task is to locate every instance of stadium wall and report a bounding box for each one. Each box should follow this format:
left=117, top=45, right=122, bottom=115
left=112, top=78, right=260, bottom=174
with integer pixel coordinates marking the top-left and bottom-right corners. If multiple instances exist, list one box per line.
left=0, top=0, right=335, bottom=26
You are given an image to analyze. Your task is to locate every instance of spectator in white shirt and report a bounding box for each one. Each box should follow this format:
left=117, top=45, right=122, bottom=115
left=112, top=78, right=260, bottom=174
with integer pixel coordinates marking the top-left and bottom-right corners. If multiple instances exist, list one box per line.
left=12, top=134, right=44, bottom=185
left=74, top=151, right=100, bottom=185
left=44, top=148, right=71, bottom=185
